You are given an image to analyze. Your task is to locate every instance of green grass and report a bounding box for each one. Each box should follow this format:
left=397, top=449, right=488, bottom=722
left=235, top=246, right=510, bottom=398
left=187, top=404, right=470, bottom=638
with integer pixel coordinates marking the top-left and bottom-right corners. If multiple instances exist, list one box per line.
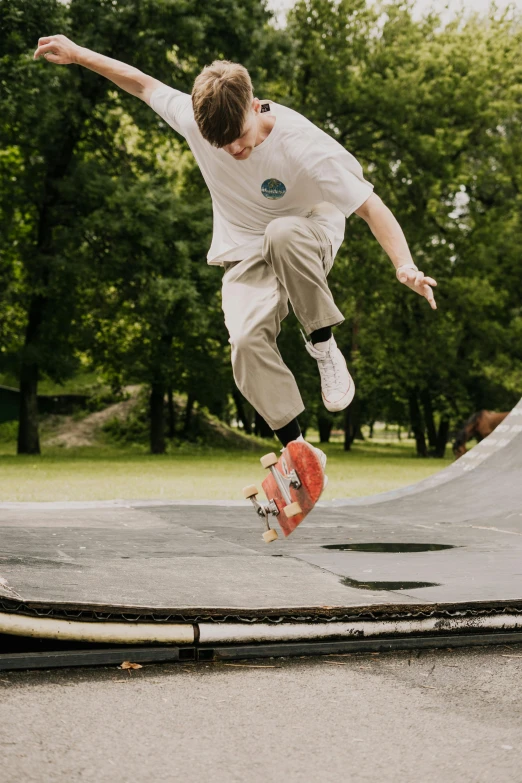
left=0, top=438, right=453, bottom=502
left=0, top=371, right=105, bottom=395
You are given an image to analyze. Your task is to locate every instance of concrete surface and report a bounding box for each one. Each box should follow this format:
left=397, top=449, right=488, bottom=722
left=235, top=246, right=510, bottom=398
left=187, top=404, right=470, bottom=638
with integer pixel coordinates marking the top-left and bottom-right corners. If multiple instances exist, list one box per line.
left=0, top=399, right=520, bottom=623
left=1, top=644, right=521, bottom=783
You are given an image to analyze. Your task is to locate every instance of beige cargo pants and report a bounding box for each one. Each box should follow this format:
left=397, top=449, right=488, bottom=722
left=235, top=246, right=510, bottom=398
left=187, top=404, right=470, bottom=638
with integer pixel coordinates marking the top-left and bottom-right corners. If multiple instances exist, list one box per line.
left=221, top=215, right=344, bottom=431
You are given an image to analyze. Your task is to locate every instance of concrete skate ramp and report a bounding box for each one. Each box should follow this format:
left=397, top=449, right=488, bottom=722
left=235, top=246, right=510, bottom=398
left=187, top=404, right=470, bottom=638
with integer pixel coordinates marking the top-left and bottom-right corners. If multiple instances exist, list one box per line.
left=0, top=399, right=521, bottom=624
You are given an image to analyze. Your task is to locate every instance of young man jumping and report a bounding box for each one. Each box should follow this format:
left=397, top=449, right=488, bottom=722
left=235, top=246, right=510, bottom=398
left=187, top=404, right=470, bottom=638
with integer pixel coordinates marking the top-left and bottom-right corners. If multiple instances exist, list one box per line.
left=34, top=36, right=437, bottom=474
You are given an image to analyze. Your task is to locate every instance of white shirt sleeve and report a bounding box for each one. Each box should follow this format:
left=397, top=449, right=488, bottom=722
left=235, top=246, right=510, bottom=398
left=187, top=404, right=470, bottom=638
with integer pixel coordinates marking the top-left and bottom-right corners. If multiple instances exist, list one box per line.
left=306, top=130, right=374, bottom=217
left=316, top=155, right=374, bottom=218
left=149, top=84, right=193, bottom=137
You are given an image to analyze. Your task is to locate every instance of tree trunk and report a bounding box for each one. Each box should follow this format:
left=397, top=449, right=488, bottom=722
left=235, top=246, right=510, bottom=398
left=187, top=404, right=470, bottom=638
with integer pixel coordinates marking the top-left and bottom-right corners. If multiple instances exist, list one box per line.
left=183, top=393, right=195, bottom=437
left=167, top=387, right=176, bottom=438
left=408, top=390, right=427, bottom=457
left=397, top=425, right=401, bottom=441
left=17, top=361, right=40, bottom=455
left=435, top=418, right=450, bottom=458
left=254, top=411, right=273, bottom=439
left=317, top=412, right=333, bottom=443
left=17, top=288, right=49, bottom=454
left=232, top=389, right=252, bottom=434
left=344, top=395, right=362, bottom=450
left=17, top=113, right=86, bottom=453
left=344, top=407, right=355, bottom=451
left=150, top=383, right=166, bottom=454
left=420, top=389, right=437, bottom=450
left=369, top=421, right=374, bottom=439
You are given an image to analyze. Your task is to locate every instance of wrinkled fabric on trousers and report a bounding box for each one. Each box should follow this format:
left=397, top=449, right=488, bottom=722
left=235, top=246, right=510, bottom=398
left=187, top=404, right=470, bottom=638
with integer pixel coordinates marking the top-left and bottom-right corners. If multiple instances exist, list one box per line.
left=221, top=215, right=344, bottom=430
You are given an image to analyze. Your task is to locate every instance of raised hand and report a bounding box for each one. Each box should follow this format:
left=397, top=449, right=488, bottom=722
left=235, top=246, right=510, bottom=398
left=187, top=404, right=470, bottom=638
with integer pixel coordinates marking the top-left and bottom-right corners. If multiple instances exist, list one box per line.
left=396, top=265, right=438, bottom=310
left=33, top=35, right=80, bottom=66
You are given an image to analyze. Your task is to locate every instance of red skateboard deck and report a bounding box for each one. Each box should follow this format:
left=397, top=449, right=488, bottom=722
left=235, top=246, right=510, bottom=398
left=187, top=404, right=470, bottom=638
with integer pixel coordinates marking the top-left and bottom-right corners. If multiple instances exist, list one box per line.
left=243, top=441, right=325, bottom=541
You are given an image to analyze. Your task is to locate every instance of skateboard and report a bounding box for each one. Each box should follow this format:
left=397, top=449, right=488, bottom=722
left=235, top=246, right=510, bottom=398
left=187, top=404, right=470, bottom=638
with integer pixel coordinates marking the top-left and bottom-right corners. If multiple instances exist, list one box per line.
left=243, top=440, right=325, bottom=543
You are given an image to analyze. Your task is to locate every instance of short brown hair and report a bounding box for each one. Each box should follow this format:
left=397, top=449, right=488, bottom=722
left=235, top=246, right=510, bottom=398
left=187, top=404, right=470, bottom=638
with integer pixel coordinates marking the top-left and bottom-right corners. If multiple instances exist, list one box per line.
left=192, top=60, right=253, bottom=147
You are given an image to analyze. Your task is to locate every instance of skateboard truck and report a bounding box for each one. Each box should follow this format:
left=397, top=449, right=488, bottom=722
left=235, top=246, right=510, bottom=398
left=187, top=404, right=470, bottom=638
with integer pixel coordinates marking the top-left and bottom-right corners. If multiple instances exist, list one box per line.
left=242, top=486, right=279, bottom=543
left=243, top=452, right=304, bottom=543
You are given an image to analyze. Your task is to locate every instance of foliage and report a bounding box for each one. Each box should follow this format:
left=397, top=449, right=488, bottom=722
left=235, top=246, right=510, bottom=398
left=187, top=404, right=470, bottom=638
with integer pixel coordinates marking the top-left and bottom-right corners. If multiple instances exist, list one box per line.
left=281, top=0, right=522, bottom=451
left=0, top=0, right=287, bottom=452
left=1, top=0, right=521, bottom=456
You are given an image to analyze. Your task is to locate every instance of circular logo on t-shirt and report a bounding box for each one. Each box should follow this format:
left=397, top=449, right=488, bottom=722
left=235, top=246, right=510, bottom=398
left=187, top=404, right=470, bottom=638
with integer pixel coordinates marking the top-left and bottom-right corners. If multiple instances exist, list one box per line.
left=261, top=178, right=286, bottom=200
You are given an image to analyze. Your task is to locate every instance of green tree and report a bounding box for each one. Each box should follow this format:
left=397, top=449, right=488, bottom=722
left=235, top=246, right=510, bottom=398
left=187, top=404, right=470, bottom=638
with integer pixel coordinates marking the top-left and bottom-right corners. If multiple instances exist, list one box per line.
left=0, top=0, right=289, bottom=453
left=282, top=0, right=522, bottom=454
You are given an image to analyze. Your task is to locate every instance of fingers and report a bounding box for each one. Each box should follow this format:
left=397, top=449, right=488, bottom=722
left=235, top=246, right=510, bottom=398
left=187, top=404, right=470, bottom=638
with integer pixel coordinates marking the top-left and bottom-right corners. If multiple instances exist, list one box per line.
left=36, top=37, right=52, bottom=51
left=397, top=266, right=438, bottom=309
left=417, top=273, right=437, bottom=309
left=397, top=267, right=416, bottom=284
left=423, top=284, right=437, bottom=310
left=34, top=36, right=62, bottom=59
left=34, top=42, right=56, bottom=60
left=397, top=267, right=437, bottom=288
left=34, top=37, right=49, bottom=58
left=415, top=270, right=425, bottom=288
left=414, top=273, right=438, bottom=292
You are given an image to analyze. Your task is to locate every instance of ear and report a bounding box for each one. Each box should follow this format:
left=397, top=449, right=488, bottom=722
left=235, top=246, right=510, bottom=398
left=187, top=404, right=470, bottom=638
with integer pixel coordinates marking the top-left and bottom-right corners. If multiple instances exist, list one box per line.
left=252, top=96, right=261, bottom=113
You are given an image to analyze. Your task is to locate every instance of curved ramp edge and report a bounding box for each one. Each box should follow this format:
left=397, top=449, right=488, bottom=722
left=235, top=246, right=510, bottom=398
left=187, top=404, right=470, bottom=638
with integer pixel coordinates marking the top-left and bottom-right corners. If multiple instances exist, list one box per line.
left=332, top=397, right=522, bottom=507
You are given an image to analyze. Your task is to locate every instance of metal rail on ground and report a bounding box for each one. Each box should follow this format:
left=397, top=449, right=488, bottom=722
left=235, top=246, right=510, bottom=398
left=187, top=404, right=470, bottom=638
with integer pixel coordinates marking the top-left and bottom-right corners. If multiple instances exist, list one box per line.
left=2, top=631, right=522, bottom=671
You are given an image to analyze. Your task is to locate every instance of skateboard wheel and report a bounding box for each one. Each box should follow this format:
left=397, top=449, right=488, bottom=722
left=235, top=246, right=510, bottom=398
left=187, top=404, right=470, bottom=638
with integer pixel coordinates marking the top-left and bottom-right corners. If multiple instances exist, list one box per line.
left=283, top=501, right=302, bottom=518
left=261, top=452, right=279, bottom=469
left=242, top=484, right=259, bottom=499
left=262, top=529, right=279, bottom=543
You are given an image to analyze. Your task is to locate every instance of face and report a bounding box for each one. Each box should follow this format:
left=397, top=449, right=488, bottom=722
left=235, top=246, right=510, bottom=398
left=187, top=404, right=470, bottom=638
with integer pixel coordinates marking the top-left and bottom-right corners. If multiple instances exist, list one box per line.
left=222, top=99, right=260, bottom=161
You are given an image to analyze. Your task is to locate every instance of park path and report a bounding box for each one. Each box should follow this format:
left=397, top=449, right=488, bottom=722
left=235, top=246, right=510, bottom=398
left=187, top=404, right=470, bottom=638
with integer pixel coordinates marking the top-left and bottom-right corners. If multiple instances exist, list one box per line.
left=44, top=386, right=141, bottom=448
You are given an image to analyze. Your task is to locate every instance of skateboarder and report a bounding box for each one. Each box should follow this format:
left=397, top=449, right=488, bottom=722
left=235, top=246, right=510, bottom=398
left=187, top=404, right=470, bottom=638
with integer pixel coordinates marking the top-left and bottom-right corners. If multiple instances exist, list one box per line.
left=34, top=37, right=437, bottom=468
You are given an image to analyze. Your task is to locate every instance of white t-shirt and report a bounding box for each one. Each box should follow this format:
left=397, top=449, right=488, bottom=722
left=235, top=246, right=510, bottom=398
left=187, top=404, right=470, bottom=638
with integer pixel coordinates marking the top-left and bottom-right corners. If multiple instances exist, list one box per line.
left=150, top=85, right=374, bottom=266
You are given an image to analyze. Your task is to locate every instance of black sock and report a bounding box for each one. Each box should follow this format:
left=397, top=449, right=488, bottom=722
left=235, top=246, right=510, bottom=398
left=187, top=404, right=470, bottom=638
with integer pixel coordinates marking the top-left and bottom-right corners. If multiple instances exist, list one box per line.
left=310, top=326, right=332, bottom=345
left=274, top=418, right=301, bottom=447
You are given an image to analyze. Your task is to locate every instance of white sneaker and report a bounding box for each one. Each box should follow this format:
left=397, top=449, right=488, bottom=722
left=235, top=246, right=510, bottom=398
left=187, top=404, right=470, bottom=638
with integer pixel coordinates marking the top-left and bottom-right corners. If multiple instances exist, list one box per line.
left=302, top=332, right=355, bottom=412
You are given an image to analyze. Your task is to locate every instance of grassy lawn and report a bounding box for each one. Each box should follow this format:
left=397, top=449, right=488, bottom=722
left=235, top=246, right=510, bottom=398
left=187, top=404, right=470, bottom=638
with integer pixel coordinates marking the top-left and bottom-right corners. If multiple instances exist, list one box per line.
left=0, top=438, right=453, bottom=503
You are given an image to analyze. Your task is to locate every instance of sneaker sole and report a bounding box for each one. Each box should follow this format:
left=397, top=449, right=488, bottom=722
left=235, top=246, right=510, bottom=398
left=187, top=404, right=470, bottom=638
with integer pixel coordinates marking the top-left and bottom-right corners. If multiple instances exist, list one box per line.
left=322, top=380, right=356, bottom=413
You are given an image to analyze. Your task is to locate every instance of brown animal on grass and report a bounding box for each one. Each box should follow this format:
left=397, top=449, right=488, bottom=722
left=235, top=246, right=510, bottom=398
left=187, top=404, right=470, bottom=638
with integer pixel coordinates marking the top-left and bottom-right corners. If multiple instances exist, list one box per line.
left=452, top=410, right=510, bottom=458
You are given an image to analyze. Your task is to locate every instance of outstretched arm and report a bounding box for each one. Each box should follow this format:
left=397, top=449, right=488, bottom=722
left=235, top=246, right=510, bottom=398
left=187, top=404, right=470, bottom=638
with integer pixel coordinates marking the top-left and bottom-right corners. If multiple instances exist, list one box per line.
left=33, top=35, right=163, bottom=105
left=355, top=193, right=437, bottom=310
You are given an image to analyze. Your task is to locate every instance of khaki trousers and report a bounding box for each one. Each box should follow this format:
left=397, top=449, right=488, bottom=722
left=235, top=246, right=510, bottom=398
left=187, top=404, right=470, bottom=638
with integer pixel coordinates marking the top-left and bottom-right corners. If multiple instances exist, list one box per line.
left=221, top=216, right=344, bottom=430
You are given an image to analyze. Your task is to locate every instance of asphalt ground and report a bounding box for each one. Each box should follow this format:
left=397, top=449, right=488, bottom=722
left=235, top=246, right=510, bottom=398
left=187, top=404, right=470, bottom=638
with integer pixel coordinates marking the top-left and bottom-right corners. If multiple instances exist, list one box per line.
left=1, top=644, right=521, bottom=782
